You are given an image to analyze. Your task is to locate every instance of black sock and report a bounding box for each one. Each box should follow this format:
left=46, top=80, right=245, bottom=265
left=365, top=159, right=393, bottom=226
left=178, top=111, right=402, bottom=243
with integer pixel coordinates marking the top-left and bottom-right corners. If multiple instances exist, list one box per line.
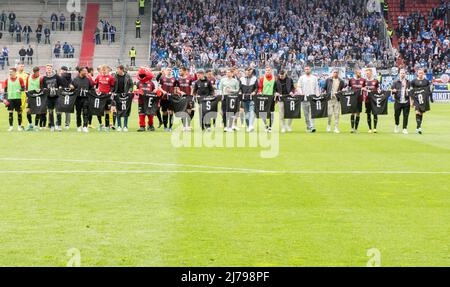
left=190, top=110, right=195, bottom=120
left=367, top=114, right=372, bottom=130
left=8, top=113, right=13, bottom=126
left=18, top=113, right=22, bottom=126
left=163, top=114, right=168, bottom=128
left=35, top=115, right=39, bottom=126
left=374, top=115, right=378, bottom=129
left=355, top=116, right=360, bottom=130
left=105, top=114, right=110, bottom=127
left=27, top=114, right=32, bottom=124
left=97, top=116, right=102, bottom=125
left=169, top=114, right=173, bottom=128
left=351, top=115, right=355, bottom=129
left=416, top=114, right=422, bottom=129
left=157, top=110, right=163, bottom=125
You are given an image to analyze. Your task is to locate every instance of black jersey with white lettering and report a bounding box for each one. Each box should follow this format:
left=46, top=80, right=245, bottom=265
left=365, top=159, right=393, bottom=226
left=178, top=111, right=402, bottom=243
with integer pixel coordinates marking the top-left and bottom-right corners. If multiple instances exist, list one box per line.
left=282, top=95, right=301, bottom=119
left=309, top=94, right=329, bottom=119
left=114, top=93, right=133, bottom=117
left=56, top=88, right=77, bottom=113
left=254, top=95, right=274, bottom=119
left=142, top=93, right=160, bottom=115
left=369, top=91, right=390, bottom=115
left=88, top=91, right=110, bottom=116
left=225, top=94, right=240, bottom=113
left=26, top=90, right=47, bottom=114
left=337, top=91, right=359, bottom=114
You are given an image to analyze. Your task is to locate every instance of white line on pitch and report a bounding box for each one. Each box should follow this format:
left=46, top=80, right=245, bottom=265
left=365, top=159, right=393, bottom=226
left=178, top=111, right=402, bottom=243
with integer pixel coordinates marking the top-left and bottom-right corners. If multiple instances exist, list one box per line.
left=0, top=157, right=266, bottom=173
left=1, top=170, right=450, bottom=174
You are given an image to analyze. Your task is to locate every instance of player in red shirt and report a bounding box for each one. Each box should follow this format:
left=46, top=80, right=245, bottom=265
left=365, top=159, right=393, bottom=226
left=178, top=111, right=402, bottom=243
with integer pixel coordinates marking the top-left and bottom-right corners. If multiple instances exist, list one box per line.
left=362, top=68, right=381, bottom=133
left=177, top=66, right=196, bottom=131
left=94, top=65, right=115, bottom=131
left=136, top=67, right=157, bottom=132
left=157, top=67, right=179, bottom=132
left=348, top=68, right=366, bottom=133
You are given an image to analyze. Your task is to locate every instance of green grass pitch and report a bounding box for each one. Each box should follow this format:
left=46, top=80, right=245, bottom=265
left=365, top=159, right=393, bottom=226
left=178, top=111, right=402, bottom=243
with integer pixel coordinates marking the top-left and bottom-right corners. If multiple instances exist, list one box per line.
left=0, top=103, right=449, bottom=266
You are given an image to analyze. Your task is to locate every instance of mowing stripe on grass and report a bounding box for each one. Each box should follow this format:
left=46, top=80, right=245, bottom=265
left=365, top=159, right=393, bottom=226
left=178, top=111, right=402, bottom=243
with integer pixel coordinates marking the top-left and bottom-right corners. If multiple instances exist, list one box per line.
left=2, top=170, right=450, bottom=174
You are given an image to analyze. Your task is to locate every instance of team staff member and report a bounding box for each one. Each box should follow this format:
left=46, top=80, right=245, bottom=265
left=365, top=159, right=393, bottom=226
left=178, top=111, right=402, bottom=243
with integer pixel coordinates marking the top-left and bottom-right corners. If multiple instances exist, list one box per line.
left=297, top=66, right=320, bottom=133
left=239, top=67, right=258, bottom=133
left=219, top=68, right=240, bottom=132
left=42, top=64, right=65, bottom=132
left=112, top=65, right=133, bottom=132
left=71, top=67, right=94, bottom=133
left=59, top=66, right=72, bottom=129
left=391, top=69, right=411, bottom=134
left=3, top=67, right=25, bottom=131
left=193, top=69, right=215, bottom=131
left=324, top=69, right=345, bottom=134
left=275, top=70, right=295, bottom=133
left=157, top=67, right=178, bottom=132
left=25, top=66, right=43, bottom=131
left=410, top=68, right=433, bottom=135
left=348, top=69, right=366, bottom=133
left=206, top=70, right=217, bottom=127
left=362, top=68, right=381, bottom=133
left=95, top=64, right=115, bottom=131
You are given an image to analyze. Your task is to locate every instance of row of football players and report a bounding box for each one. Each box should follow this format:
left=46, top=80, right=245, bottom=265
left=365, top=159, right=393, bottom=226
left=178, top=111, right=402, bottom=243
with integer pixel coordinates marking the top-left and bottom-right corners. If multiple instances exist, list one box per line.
left=2, top=64, right=433, bottom=134
left=148, top=65, right=432, bottom=134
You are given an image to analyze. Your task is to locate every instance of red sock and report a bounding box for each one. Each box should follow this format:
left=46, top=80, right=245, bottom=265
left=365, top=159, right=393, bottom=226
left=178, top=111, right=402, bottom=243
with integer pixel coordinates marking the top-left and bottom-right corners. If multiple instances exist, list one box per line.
left=147, top=115, right=154, bottom=126
left=139, top=114, right=145, bottom=127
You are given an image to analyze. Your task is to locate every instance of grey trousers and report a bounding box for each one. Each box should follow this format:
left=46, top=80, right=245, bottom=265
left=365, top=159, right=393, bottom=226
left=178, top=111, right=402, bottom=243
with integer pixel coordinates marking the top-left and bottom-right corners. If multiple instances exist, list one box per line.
left=65, top=112, right=71, bottom=126
left=301, top=101, right=315, bottom=130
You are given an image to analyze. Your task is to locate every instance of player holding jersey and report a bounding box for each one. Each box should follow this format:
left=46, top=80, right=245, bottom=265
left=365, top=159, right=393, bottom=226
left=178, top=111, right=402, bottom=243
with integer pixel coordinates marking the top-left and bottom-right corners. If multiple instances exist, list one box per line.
left=410, top=68, right=433, bottom=135
left=25, top=67, right=43, bottom=131
left=362, top=68, right=381, bottom=133
left=177, top=66, right=196, bottom=131
left=94, top=65, right=115, bottom=131
left=157, top=67, right=179, bottom=132
left=348, top=69, right=366, bottom=133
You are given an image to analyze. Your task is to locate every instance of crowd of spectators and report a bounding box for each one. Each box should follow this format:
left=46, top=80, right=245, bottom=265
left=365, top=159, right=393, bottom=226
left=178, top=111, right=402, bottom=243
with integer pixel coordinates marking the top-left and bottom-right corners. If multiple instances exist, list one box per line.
left=151, top=0, right=392, bottom=74
left=397, top=1, right=449, bottom=75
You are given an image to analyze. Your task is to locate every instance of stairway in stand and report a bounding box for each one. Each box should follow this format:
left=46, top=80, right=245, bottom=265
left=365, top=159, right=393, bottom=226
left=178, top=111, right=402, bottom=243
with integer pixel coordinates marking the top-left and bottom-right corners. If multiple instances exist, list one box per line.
left=79, top=3, right=100, bottom=67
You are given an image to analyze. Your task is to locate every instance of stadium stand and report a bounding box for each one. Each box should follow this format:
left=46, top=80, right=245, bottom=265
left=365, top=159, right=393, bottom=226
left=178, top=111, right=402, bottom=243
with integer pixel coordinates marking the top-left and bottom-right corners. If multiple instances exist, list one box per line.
left=386, top=0, right=449, bottom=75
left=150, top=0, right=394, bottom=75
left=0, top=0, right=151, bottom=79
left=0, top=0, right=88, bottom=78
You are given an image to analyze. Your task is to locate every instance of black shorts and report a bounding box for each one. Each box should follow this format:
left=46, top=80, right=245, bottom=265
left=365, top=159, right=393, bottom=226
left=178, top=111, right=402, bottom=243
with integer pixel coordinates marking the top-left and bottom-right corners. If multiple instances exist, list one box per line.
left=7, top=99, right=22, bottom=112
left=161, top=99, right=173, bottom=112
left=356, top=101, right=363, bottom=113
left=105, top=98, right=112, bottom=111
left=365, top=102, right=372, bottom=114
left=47, top=97, right=57, bottom=110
